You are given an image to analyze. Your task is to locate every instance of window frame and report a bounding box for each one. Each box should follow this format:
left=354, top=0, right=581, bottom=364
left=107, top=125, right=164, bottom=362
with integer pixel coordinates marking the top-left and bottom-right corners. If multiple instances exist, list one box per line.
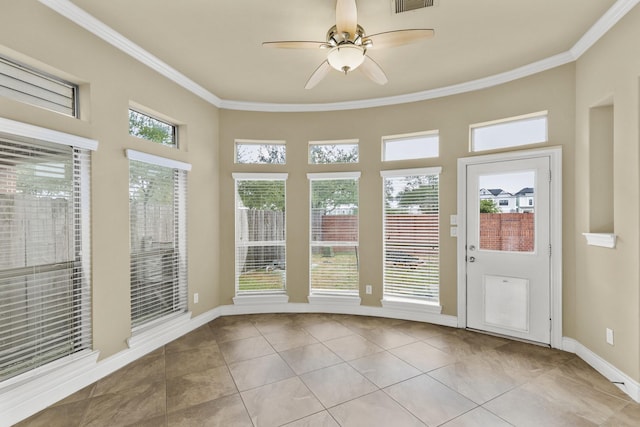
left=0, top=117, right=96, bottom=384
left=381, top=167, right=441, bottom=305
left=470, top=111, right=548, bottom=153
left=126, top=149, right=190, bottom=332
left=307, top=171, right=360, bottom=297
left=0, top=55, right=79, bottom=118
left=233, top=172, right=288, bottom=296
left=128, top=108, right=178, bottom=148
left=235, top=139, right=287, bottom=165
left=308, top=139, right=359, bottom=164
left=382, top=130, right=439, bottom=161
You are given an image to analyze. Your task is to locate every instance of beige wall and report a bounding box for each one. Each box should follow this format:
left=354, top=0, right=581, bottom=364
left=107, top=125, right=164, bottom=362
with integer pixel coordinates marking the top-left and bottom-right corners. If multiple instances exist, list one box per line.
left=2, top=0, right=638, bottom=388
left=0, top=1, right=220, bottom=359
left=575, top=5, right=640, bottom=380
left=220, top=64, right=577, bottom=319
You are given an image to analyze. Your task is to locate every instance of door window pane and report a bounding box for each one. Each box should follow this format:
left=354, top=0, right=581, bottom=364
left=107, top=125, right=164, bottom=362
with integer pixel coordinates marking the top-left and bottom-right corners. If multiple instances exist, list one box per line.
left=478, top=171, right=535, bottom=252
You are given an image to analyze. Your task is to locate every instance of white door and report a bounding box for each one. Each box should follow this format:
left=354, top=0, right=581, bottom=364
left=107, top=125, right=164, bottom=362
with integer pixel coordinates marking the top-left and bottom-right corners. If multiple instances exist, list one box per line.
left=466, top=156, right=550, bottom=344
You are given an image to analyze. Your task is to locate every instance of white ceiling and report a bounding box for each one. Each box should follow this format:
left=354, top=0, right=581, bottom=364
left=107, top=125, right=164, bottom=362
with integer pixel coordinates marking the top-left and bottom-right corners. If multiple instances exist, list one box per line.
left=58, top=0, right=627, bottom=109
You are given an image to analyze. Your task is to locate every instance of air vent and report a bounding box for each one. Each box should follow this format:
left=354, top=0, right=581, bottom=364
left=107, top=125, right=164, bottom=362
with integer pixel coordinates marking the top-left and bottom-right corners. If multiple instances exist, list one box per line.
left=394, top=0, right=436, bottom=14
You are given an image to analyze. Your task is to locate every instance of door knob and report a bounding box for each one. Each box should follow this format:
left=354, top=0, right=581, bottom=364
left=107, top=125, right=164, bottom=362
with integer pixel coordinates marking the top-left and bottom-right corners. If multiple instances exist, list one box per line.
left=468, top=256, right=476, bottom=263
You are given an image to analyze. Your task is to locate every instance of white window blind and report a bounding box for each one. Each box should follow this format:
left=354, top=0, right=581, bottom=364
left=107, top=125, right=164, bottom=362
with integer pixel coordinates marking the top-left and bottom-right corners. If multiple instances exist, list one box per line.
left=128, top=152, right=188, bottom=329
left=0, top=133, right=93, bottom=382
left=234, top=173, right=287, bottom=294
left=382, top=168, right=440, bottom=301
left=308, top=172, right=360, bottom=295
left=0, top=56, right=77, bottom=117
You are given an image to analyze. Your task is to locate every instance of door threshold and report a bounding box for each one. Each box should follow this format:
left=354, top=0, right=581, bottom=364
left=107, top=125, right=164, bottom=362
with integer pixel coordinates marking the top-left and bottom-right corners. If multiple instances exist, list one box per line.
left=466, top=328, right=551, bottom=348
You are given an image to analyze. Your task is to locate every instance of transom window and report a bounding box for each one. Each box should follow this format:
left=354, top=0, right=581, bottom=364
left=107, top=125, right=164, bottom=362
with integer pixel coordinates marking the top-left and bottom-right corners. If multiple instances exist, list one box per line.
left=382, top=167, right=440, bottom=302
left=308, top=140, right=359, bottom=164
left=470, top=111, right=548, bottom=152
left=235, top=140, right=286, bottom=164
left=234, top=173, right=287, bottom=294
left=308, top=172, right=360, bottom=295
left=128, top=109, right=177, bottom=147
left=382, top=131, right=439, bottom=161
left=0, top=56, right=78, bottom=117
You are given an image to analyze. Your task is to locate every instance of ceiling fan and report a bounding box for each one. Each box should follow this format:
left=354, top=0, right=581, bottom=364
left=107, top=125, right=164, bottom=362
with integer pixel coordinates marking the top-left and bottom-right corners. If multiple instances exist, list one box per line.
left=263, top=0, right=435, bottom=89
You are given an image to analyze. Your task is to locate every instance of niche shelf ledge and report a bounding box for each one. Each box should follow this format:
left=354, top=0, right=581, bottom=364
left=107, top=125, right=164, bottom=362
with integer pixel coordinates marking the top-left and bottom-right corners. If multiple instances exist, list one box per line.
left=582, top=233, right=617, bottom=248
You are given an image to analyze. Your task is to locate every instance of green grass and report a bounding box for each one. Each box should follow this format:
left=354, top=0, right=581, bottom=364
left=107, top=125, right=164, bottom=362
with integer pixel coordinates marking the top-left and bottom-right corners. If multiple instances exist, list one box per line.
left=238, top=269, right=285, bottom=292
left=310, top=251, right=358, bottom=291
left=238, top=251, right=438, bottom=297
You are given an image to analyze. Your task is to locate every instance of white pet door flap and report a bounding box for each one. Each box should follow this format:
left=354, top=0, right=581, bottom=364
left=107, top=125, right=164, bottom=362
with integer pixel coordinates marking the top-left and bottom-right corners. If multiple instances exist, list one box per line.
left=483, top=275, right=529, bottom=332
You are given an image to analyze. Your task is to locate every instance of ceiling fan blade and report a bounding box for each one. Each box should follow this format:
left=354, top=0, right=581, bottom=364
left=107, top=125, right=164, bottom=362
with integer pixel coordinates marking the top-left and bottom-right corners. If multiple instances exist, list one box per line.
left=336, top=0, right=358, bottom=38
left=262, top=41, right=327, bottom=49
left=305, top=61, right=332, bottom=89
left=359, top=56, right=388, bottom=85
left=365, top=29, right=434, bottom=49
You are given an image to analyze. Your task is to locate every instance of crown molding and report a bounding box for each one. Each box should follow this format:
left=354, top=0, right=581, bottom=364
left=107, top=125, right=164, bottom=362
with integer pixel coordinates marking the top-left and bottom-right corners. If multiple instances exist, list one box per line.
left=39, top=0, right=638, bottom=113
left=38, top=0, right=222, bottom=107
left=221, top=51, right=576, bottom=112
left=571, top=0, right=640, bottom=58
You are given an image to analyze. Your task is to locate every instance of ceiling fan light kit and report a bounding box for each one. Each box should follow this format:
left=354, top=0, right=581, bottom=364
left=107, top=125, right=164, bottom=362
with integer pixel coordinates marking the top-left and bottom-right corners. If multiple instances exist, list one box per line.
left=327, top=44, right=366, bottom=73
left=263, top=0, right=434, bottom=88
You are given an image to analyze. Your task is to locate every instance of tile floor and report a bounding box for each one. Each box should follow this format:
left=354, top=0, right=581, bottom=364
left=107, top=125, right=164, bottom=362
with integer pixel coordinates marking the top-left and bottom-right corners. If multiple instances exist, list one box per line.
left=15, top=313, right=640, bottom=427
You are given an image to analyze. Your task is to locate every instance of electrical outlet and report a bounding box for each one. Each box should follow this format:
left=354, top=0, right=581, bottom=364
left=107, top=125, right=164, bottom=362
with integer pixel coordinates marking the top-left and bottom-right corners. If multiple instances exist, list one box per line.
left=365, top=285, right=372, bottom=294
left=450, top=226, right=458, bottom=237
left=606, top=328, right=614, bottom=345
left=193, top=293, right=199, bottom=304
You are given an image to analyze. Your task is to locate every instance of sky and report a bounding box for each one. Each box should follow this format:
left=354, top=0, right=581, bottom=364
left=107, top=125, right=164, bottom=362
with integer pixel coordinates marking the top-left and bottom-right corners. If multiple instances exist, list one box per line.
left=478, top=171, right=535, bottom=194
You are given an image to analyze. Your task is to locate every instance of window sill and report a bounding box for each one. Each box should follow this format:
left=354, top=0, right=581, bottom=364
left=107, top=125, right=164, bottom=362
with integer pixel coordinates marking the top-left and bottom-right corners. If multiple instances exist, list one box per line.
left=233, top=293, right=289, bottom=305
left=128, top=312, right=192, bottom=349
left=308, top=294, right=362, bottom=306
left=382, top=296, right=442, bottom=314
left=582, top=233, right=617, bottom=249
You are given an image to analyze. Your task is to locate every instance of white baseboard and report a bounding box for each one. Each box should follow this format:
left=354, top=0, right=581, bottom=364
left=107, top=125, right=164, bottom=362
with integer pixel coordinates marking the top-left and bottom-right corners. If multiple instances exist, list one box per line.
left=562, top=337, right=640, bottom=403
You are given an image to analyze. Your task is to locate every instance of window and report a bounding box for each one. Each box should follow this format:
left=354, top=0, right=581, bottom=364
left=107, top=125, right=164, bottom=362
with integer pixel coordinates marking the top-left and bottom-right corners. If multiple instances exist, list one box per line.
left=499, top=199, right=509, bottom=206
left=128, top=109, right=177, bottom=147
left=382, top=167, right=440, bottom=302
left=0, top=121, right=96, bottom=382
left=309, top=140, right=359, bottom=164
left=470, top=111, right=548, bottom=152
left=127, top=150, right=189, bottom=329
left=235, top=140, right=286, bottom=164
left=234, top=173, right=287, bottom=294
left=0, top=56, right=78, bottom=117
left=382, top=131, right=439, bottom=161
left=308, top=172, right=360, bottom=295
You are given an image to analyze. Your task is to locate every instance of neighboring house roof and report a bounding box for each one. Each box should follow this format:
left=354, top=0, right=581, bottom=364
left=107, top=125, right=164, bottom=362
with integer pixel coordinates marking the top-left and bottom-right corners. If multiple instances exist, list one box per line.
left=482, top=188, right=514, bottom=197
left=515, top=187, right=534, bottom=196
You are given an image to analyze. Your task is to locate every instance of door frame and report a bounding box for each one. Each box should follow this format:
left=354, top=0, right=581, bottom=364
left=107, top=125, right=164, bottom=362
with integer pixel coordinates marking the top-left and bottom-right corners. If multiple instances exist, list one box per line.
left=456, top=146, right=563, bottom=349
